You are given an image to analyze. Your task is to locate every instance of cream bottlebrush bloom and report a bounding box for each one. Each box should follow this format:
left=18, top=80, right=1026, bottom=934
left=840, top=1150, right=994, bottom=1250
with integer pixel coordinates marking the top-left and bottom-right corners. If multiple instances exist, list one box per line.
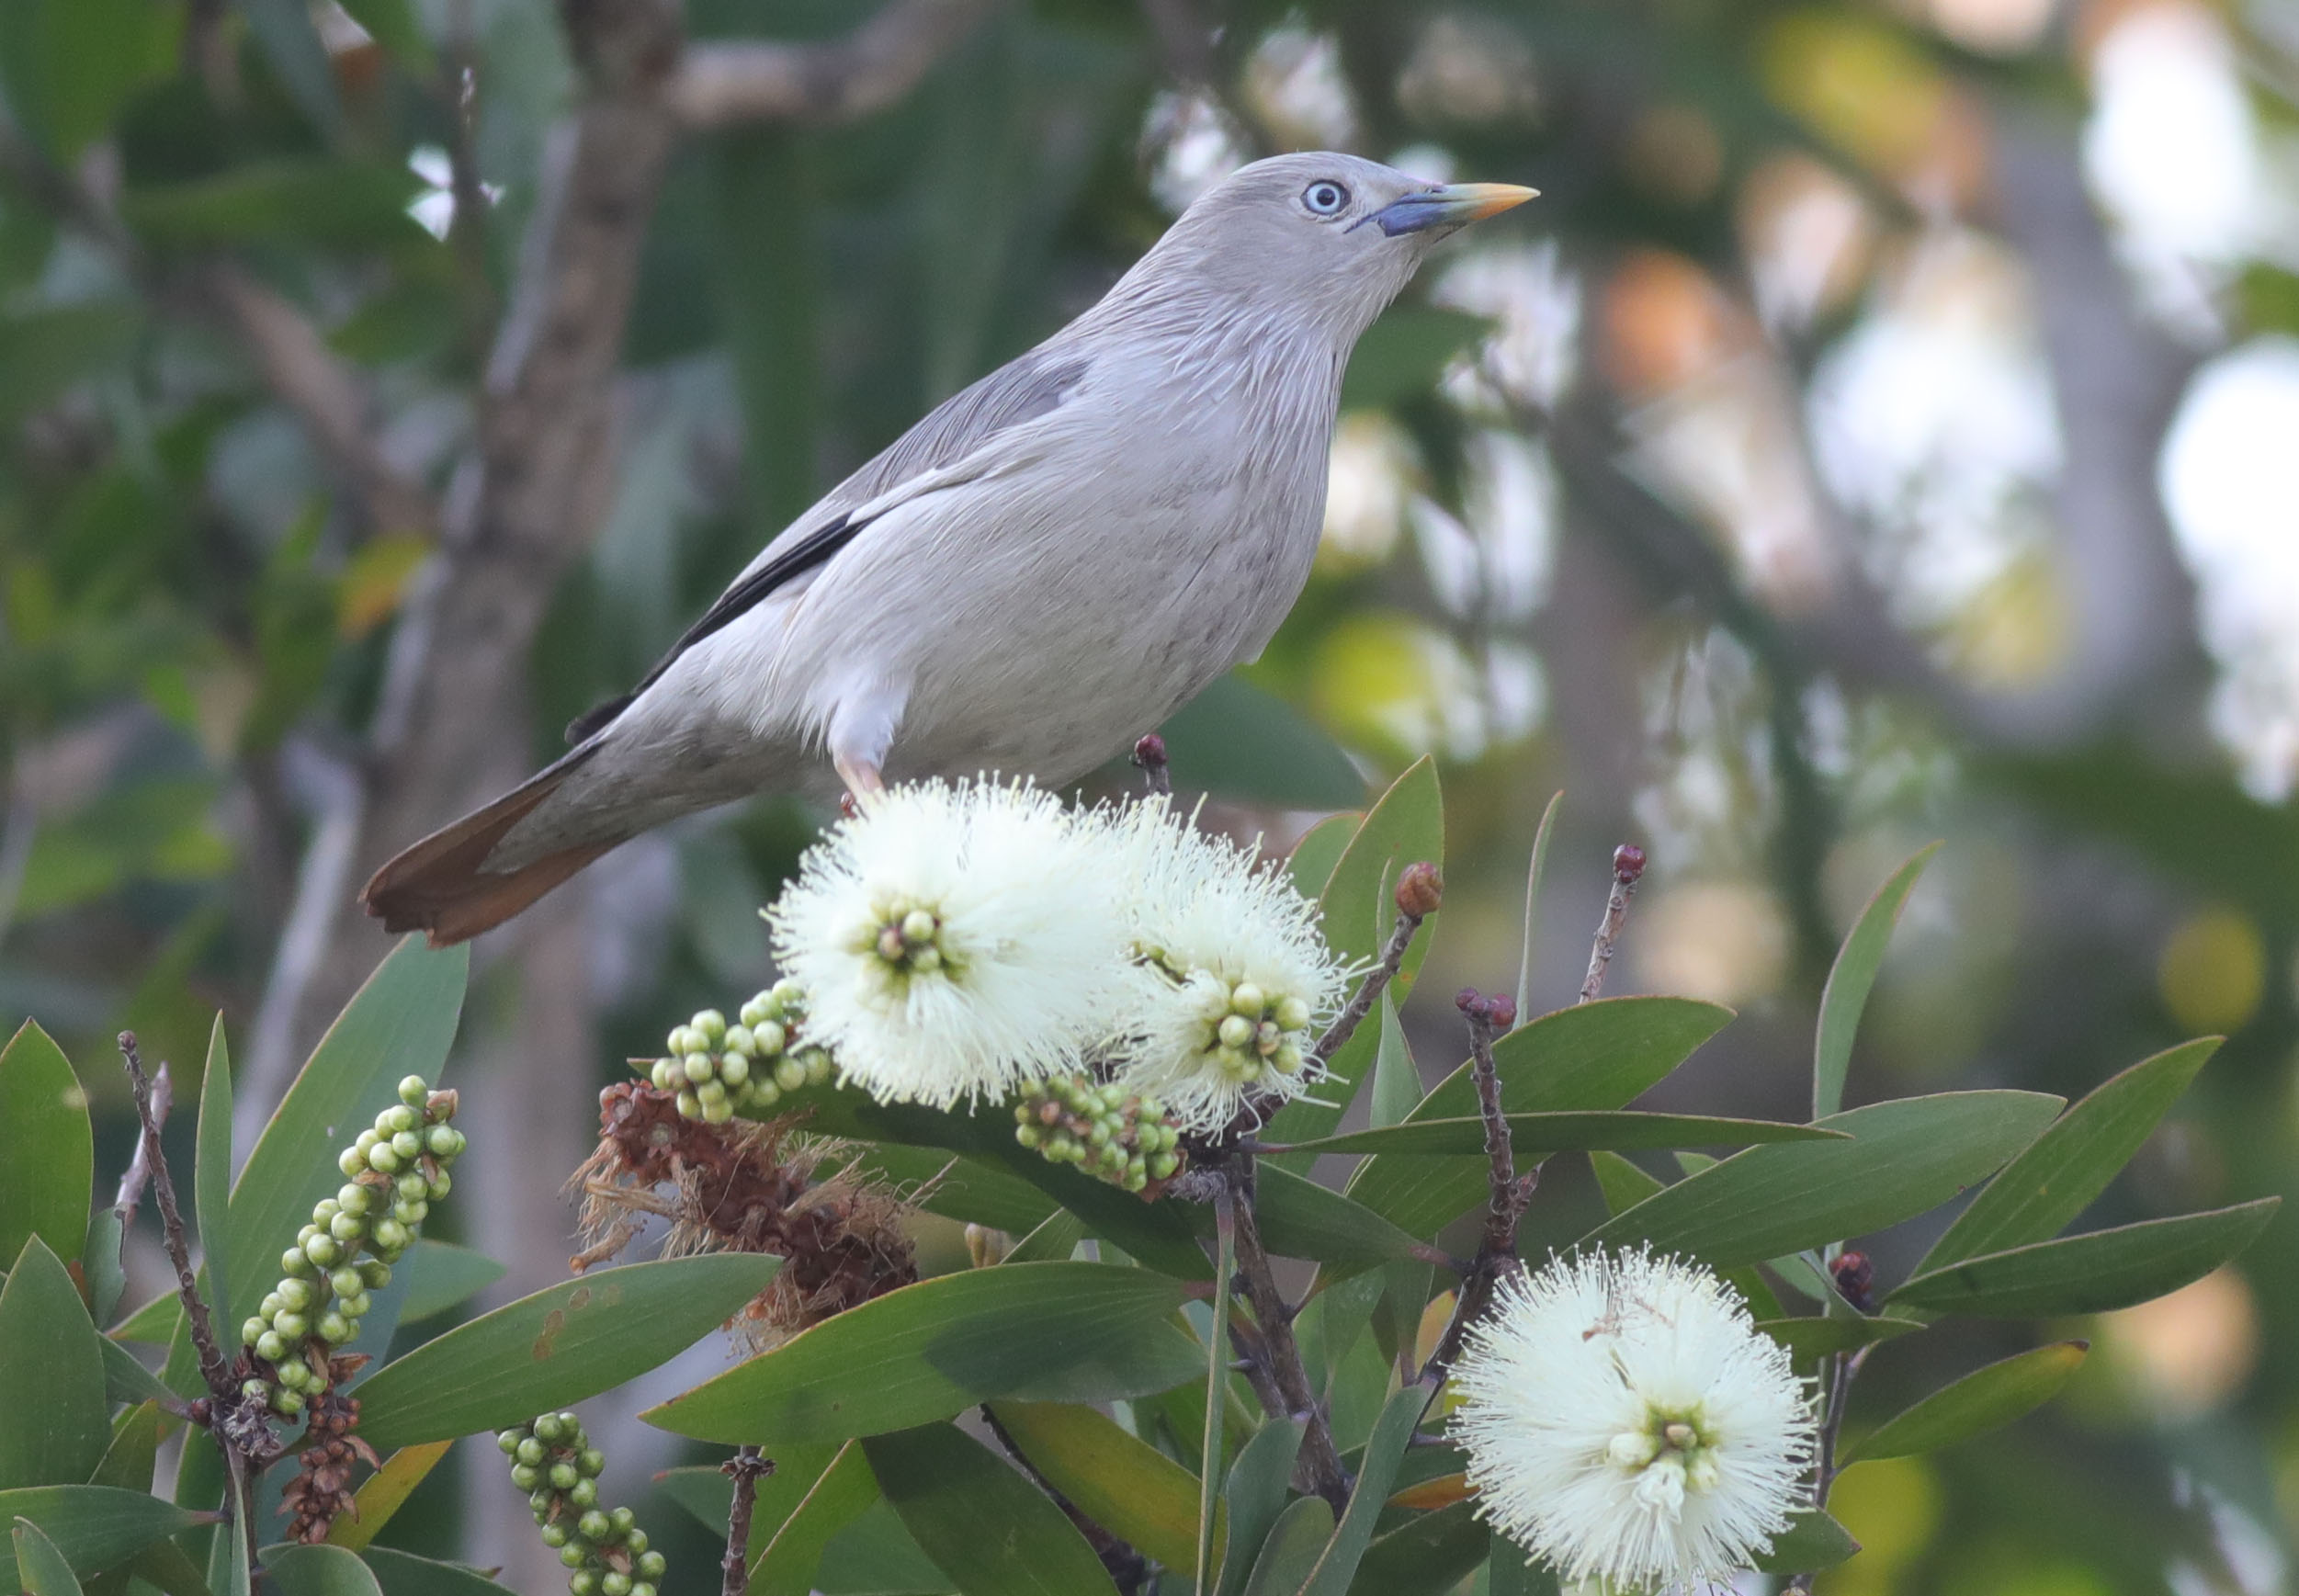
left=1448, top=1248, right=1818, bottom=1593
left=765, top=780, right=1142, bottom=1109
left=1104, top=800, right=1353, bottom=1132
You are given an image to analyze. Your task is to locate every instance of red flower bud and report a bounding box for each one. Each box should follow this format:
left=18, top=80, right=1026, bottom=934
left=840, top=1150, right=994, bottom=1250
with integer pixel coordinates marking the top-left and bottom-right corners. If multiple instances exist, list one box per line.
left=1395, top=861, right=1444, bottom=919
left=1613, top=843, right=1648, bottom=883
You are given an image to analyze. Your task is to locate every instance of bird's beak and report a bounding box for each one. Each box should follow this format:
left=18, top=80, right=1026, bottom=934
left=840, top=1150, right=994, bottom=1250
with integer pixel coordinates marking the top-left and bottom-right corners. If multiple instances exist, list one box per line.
left=1366, top=182, right=1539, bottom=237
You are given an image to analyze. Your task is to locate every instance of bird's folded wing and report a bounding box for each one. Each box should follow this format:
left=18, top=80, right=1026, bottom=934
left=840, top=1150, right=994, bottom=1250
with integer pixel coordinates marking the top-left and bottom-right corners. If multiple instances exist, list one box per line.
left=567, top=345, right=1093, bottom=744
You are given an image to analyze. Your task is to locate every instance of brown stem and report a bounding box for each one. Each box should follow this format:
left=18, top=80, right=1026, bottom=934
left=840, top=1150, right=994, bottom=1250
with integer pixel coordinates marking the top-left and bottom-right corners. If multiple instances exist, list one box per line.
left=720, top=1446, right=773, bottom=1596
left=1577, top=845, right=1646, bottom=1004
left=119, top=1034, right=232, bottom=1397
left=112, top=1059, right=173, bottom=1222
left=1311, top=907, right=1426, bottom=1067
left=981, top=1407, right=1150, bottom=1592
left=1220, top=1154, right=1349, bottom=1511
left=1783, top=1346, right=1868, bottom=1593
left=1420, top=1002, right=1530, bottom=1379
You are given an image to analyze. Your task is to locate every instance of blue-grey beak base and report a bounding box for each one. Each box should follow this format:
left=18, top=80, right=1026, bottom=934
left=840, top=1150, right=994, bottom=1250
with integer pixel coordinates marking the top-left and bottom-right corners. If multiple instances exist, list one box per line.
left=1366, top=183, right=1539, bottom=237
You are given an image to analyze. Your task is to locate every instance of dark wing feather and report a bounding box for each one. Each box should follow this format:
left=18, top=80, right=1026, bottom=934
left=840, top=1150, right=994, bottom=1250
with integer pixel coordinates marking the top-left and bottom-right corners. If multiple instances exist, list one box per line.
left=565, top=349, right=1090, bottom=745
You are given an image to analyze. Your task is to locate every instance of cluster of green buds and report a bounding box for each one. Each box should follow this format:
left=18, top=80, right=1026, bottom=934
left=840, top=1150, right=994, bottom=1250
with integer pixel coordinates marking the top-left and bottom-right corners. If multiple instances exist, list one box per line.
left=1196, top=980, right=1314, bottom=1085
left=649, top=981, right=831, bottom=1123
left=1014, top=1076, right=1185, bottom=1192
left=498, top=1413, right=664, bottom=1596
left=238, top=1075, right=464, bottom=1416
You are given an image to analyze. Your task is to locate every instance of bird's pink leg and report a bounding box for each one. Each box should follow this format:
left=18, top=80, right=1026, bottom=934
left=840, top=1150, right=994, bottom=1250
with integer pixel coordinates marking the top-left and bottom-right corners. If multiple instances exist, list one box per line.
left=834, top=753, right=886, bottom=810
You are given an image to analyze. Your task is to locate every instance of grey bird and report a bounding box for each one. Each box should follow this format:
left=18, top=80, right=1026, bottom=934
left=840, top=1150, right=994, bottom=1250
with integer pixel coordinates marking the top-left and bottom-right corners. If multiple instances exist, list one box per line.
left=364, top=153, right=1535, bottom=945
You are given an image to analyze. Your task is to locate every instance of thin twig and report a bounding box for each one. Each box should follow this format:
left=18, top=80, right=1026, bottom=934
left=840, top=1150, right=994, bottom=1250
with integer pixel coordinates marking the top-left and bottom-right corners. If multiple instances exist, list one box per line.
left=982, top=1407, right=1150, bottom=1592
left=1577, top=844, right=1647, bottom=1004
left=1784, top=1344, right=1871, bottom=1593
left=1219, top=1153, right=1349, bottom=1511
left=1311, top=862, right=1442, bottom=1066
left=112, top=1057, right=173, bottom=1222
left=720, top=1446, right=773, bottom=1596
left=1420, top=994, right=1528, bottom=1379
left=119, top=1034, right=231, bottom=1396
left=667, top=0, right=996, bottom=128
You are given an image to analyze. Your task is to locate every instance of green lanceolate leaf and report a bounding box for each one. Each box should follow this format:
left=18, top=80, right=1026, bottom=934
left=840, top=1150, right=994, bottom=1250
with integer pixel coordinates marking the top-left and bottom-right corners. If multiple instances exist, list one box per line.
left=1751, top=1511, right=1860, bottom=1574
left=1240, top=1497, right=1336, bottom=1596
left=0, top=1239, right=108, bottom=1491
left=1813, top=843, right=1939, bottom=1119
left=1286, top=815, right=1358, bottom=900
left=260, top=1544, right=384, bottom=1596
left=863, top=1423, right=1119, bottom=1596
left=1298, top=1384, right=1429, bottom=1596
left=89, top=1402, right=163, bottom=1495
left=357, top=1253, right=779, bottom=1451
left=854, top=1145, right=1057, bottom=1236
left=1514, top=791, right=1564, bottom=1021
left=1369, top=997, right=1418, bottom=1132
left=1918, top=1038, right=2221, bottom=1273
left=1842, top=1341, right=2088, bottom=1466
left=750, top=1440, right=878, bottom=1596
left=655, top=1443, right=842, bottom=1564
left=644, top=1262, right=1195, bottom=1447
left=99, top=1337, right=174, bottom=1409
left=1345, top=1499, right=1487, bottom=1596
left=0, top=1488, right=209, bottom=1587
left=323, top=1442, right=451, bottom=1550
left=1217, top=1420, right=1305, bottom=1596
left=988, top=1401, right=1209, bottom=1575
left=361, top=1547, right=517, bottom=1596
left=1888, top=1199, right=2281, bottom=1318
left=225, top=940, right=467, bottom=1330
left=13, top=1515, right=83, bottom=1596
left=1349, top=998, right=1734, bottom=1237
left=0, top=1023, right=94, bottom=1270
left=193, top=1016, right=232, bottom=1358
left=1582, top=1092, right=2064, bottom=1267
left=1272, top=1112, right=1843, bottom=1159
left=1004, top=1209, right=1086, bottom=1264
left=1590, top=1150, right=1664, bottom=1215
left=79, top=1212, right=124, bottom=1330
left=394, top=1241, right=506, bottom=1326
left=1241, top=1167, right=1431, bottom=1267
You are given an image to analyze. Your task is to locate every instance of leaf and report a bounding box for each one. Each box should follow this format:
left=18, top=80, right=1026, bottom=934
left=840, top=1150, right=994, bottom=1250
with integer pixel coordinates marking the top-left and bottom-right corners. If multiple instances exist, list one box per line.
left=1346, top=998, right=1735, bottom=1238
left=1842, top=1342, right=2088, bottom=1466
left=79, top=1213, right=124, bottom=1330
left=1217, top=1421, right=1305, bottom=1596
left=239, top=0, right=340, bottom=138
left=853, top=1146, right=1056, bottom=1236
left=1240, top=1498, right=1335, bottom=1596
left=863, top=1424, right=1119, bottom=1596
left=13, top=1515, right=84, bottom=1596
left=1750, top=1511, right=1860, bottom=1574
left=1287, top=815, right=1358, bottom=900
left=644, top=1262, right=1195, bottom=1446
left=107, top=1295, right=176, bottom=1345
left=0, top=1023, right=94, bottom=1270
left=206, top=1462, right=247, bottom=1596
left=261, top=1545, right=384, bottom=1596
left=395, top=1242, right=506, bottom=1326
left=1273, top=1113, right=1843, bottom=1158
left=88, top=1402, right=162, bottom=1494
left=99, top=1337, right=174, bottom=1409
left=750, top=1440, right=878, bottom=1596
left=122, top=1540, right=210, bottom=1596
left=323, top=1442, right=450, bottom=1549
left=1003, top=1210, right=1085, bottom=1264
left=0, top=0, right=175, bottom=162
left=987, top=1401, right=1210, bottom=1575
left=224, top=940, right=467, bottom=1330
left=362, top=1548, right=517, bottom=1596
left=127, top=164, right=431, bottom=250
left=334, top=0, right=433, bottom=71
left=1753, top=1317, right=1925, bottom=1369
left=357, top=1254, right=780, bottom=1451
left=1247, top=1168, right=1431, bottom=1267
left=1589, top=1150, right=1664, bottom=1216
left=0, top=305, right=142, bottom=430
left=1345, top=1499, right=1487, bottom=1596
left=656, top=1444, right=842, bottom=1564
left=1918, top=1039, right=2220, bottom=1273
left=1813, top=843, right=1938, bottom=1119
left=1264, top=759, right=1445, bottom=1160
left=1887, top=1199, right=2281, bottom=1318
left=193, top=1016, right=232, bottom=1359
left=0, top=1488, right=209, bottom=1586
left=1368, top=998, right=1418, bottom=1131
left=0, top=1239, right=108, bottom=1491
left=1160, top=673, right=1365, bottom=809
left=1582, top=1092, right=2065, bottom=1267
left=1514, top=792, right=1564, bottom=1021
left=1341, top=306, right=1492, bottom=409
left=1297, top=1383, right=1428, bottom=1596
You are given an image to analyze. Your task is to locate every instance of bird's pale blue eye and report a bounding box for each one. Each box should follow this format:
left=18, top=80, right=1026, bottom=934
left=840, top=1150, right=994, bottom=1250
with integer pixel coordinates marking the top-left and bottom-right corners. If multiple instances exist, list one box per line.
left=1303, top=181, right=1349, bottom=216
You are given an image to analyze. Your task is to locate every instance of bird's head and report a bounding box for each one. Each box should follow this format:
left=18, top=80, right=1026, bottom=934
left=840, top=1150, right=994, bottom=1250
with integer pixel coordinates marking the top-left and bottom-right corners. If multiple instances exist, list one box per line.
left=1141, top=152, right=1537, bottom=341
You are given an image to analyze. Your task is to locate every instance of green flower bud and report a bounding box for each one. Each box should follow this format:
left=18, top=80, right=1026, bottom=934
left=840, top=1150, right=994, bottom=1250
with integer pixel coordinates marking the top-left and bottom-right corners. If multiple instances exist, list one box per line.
left=600, top=1576, right=631, bottom=1596
left=314, top=1198, right=341, bottom=1224
left=674, top=1090, right=701, bottom=1119
left=538, top=1523, right=570, bottom=1548
left=1150, top=1151, right=1181, bottom=1180
left=719, top=1054, right=751, bottom=1088
left=752, top=1020, right=787, bottom=1056
left=334, top=1183, right=370, bottom=1217
left=578, top=1510, right=612, bottom=1542
left=371, top=1217, right=411, bottom=1254
left=682, top=1052, right=714, bottom=1085
left=288, top=1278, right=324, bottom=1313
left=804, top=1049, right=832, bottom=1085
left=339, top=1290, right=371, bottom=1319
left=282, top=1246, right=314, bottom=1277
left=368, top=1144, right=402, bottom=1175
left=750, top=1079, right=786, bottom=1109
left=390, top=1129, right=423, bottom=1160
left=773, top=1057, right=807, bottom=1093
left=428, top=1123, right=462, bottom=1157
left=297, top=1223, right=323, bottom=1248
left=696, top=1079, right=727, bottom=1108
left=392, top=1198, right=428, bottom=1227
left=427, top=1169, right=453, bottom=1199
left=241, top=1316, right=267, bottom=1346
left=567, top=1477, right=597, bottom=1509
left=330, top=1212, right=365, bottom=1242
left=667, top=1025, right=698, bottom=1058
left=650, top=1059, right=677, bottom=1092
left=549, top=1462, right=579, bottom=1490
left=497, top=1429, right=524, bottom=1455
left=1217, top=1013, right=1254, bottom=1049
left=273, top=1311, right=309, bottom=1341
left=255, top=1330, right=289, bottom=1362
left=623, top=1527, right=647, bottom=1555
left=318, top=1311, right=353, bottom=1344
left=695, top=1008, right=726, bottom=1043
left=722, top=1024, right=756, bottom=1058
left=1015, top=1125, right=1042, bottom=1149
left=399, top=1074, right=431, bottom=1107
left=1124, top=1166, right=1149, bottom=1193
left=243, top=1378, right=270, bottom=1403
left=559, top=1544, right=587, bottom=1569
left=355, top=1129, right=380, bottom=1157
left=303, top=1234, right=342, bottom=1268
left=276, top=1359, right=311, bottom=1390
left=700, top=1096, right=735, bottom=1125
left=518, top=1434, right=549, bottom=1463
left=535, top=1414, right=566, bottom=1443
left=1272, top=1041, right=1304, bottom=1075
left=359, top=1258, right=393, bottom=1290
left=529, top=1488, right=555, bottom=1517
left=636, top=1552, right=666, bottom=1580
left=273, top=1387, right=305, bottom=1416
left=1230, top=982, right=1265, bottom=1017
left=630, top=1585, right=656, bottom=1596
left=510, top=1463, right=541, bottom=1491
left=338, top=1147, right=367, bottom=1179
left=260, top=1291, right=287, bottom=1319
left=382, top=1104, right=419, bottom=1137
left=579, top=1448, right=606, bottom=1477
left=569, top=1575, right=598, bottom=1596
left=1276, top=995, right=1312, bottom=1031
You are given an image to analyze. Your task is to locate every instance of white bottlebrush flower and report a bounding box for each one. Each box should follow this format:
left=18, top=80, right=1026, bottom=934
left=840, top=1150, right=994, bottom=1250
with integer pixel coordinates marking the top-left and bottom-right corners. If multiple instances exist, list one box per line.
left=1448, top=1247, right=1818, bottom=1593
left=765, top=780, right=1141, bottom=1110
left=1101, top=799, right=1353, bottom=1133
